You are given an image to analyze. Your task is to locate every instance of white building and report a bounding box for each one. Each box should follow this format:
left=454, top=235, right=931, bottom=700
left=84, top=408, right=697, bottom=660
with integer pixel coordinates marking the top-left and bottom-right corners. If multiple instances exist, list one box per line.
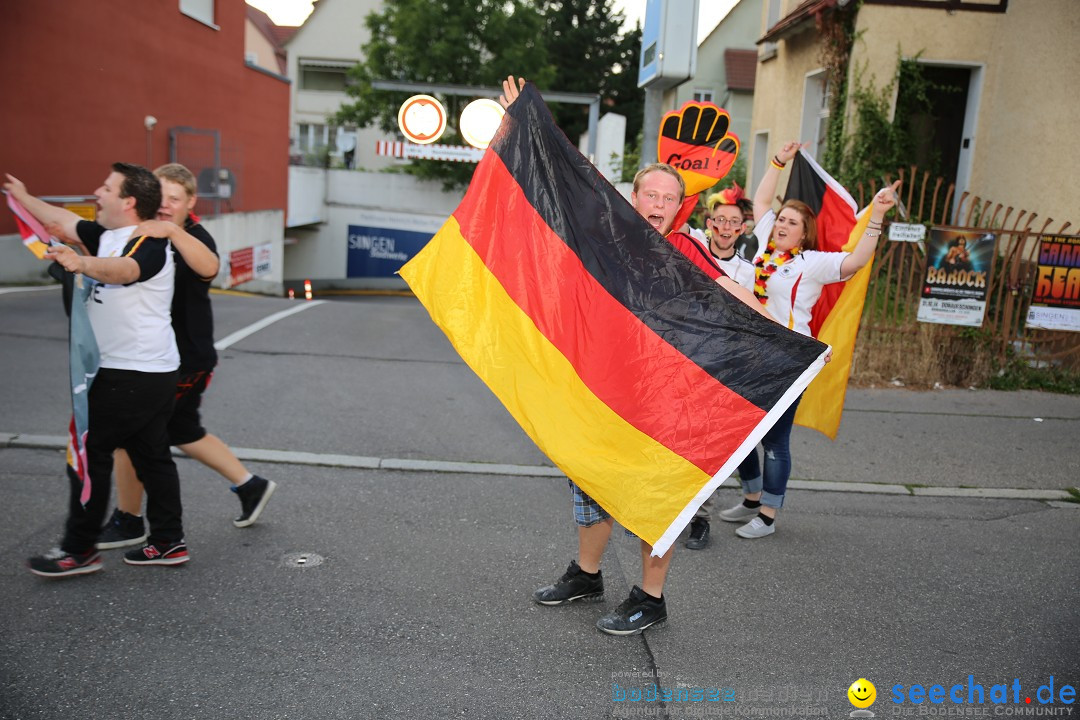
left=284, top=0, right=397, bottom=172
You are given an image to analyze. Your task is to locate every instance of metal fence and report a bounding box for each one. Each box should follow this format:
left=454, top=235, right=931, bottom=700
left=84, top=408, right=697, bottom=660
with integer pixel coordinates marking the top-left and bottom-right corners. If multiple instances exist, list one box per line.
left=169, top=127, right=243, bottom=218
left=849, top=167, right=1078, bottom=383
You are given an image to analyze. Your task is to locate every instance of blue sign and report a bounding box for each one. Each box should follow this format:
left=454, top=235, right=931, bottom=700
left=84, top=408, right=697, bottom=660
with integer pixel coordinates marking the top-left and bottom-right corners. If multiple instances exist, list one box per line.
left=346, top=225, right=433, bottom=277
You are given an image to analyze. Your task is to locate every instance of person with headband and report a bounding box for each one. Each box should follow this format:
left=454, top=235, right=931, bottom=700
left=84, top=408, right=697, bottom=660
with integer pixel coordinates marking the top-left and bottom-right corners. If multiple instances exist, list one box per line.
left=683, top=186, right=758, bottom=550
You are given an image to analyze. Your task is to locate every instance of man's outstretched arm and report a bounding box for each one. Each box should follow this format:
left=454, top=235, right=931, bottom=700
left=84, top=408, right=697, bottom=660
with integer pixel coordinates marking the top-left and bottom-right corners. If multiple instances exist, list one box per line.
left=3, top=174, right=82, bottom=242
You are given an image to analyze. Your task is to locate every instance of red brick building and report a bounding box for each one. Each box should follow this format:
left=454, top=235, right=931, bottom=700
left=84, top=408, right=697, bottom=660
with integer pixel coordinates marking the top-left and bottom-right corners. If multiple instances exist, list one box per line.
left=0, top=1, right=289, bottom=233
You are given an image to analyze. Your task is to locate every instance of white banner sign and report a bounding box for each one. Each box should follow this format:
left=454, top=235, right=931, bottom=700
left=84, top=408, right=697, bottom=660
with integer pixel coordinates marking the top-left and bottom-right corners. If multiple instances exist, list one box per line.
left=375, top=141, right=484, bottom=163
left=889, top=222, right=927, bottom=242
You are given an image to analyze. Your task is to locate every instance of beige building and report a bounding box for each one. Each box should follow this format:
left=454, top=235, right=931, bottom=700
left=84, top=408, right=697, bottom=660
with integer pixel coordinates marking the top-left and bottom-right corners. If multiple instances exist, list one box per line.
left=245, top=5, right=290, bottom=76
left=284, top=0, right=397, bottom=171
left=748, top=0, right=1080, bottom=226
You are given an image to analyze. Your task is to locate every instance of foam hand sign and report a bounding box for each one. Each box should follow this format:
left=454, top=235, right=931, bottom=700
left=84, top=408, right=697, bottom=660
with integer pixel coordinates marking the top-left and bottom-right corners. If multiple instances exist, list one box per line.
left=657, top=102, right=740, bottom=196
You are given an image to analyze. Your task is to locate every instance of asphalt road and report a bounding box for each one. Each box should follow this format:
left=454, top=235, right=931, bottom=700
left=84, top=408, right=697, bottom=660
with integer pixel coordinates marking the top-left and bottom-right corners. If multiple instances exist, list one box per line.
left=1, top=286, right=1077, bottom=720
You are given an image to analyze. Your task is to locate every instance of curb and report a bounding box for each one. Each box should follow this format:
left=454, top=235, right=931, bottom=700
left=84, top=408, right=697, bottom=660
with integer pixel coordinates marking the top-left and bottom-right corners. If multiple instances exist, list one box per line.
left=2, top=432, right=1074, bottom=503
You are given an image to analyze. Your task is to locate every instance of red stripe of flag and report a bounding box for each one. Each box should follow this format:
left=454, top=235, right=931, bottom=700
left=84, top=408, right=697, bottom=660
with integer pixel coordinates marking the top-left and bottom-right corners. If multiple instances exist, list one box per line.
left=456, top=154, right=766, bottom=473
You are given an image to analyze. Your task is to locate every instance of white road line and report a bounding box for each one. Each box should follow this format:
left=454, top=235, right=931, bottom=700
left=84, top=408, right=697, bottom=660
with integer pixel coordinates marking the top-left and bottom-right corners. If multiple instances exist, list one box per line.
left=214, top=300, right=327, bottom=351
left=0, top=285, right=60, bottom=295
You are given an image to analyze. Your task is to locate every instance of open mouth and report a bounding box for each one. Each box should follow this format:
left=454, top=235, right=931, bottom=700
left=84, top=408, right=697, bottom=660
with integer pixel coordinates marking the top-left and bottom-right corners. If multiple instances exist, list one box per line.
left=647, top=214, right=664, bottom=229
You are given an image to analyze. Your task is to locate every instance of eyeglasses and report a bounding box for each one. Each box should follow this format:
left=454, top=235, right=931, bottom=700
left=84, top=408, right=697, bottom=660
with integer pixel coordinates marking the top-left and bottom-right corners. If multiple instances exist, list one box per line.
left=709, top=216, right=744, bottom=227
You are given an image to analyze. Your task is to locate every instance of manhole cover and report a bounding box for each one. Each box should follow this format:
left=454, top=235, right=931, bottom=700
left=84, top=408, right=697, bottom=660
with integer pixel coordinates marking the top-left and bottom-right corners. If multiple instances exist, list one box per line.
left=282, top=552, right=324, bottom=568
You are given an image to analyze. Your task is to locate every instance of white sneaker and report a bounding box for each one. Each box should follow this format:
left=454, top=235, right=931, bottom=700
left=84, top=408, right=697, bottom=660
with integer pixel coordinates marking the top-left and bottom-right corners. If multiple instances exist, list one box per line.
left=735, top=516, right=775, bottom=539
left=718, top=501, right=759, bottom=523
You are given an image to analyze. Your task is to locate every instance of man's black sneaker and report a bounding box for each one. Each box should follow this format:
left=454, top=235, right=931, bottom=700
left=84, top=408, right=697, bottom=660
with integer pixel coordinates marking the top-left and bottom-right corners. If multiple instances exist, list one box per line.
left=123, top=541, right=189, bottom=566
left=685, top=517, right=710, bottom=550
left=28, top=548, right=103, bottom=578
left=232, top=476, right=277, bottom=528
left=96, top=509, right=148, bottom=550
left=596, top=586, right=667, bottom=636
left=532, top=560, right=604, bottom=605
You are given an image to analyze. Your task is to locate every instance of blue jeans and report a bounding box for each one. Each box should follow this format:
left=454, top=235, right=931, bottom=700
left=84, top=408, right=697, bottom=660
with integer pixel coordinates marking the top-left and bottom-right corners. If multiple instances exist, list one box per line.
left=736, top=395, right=801, bottom=510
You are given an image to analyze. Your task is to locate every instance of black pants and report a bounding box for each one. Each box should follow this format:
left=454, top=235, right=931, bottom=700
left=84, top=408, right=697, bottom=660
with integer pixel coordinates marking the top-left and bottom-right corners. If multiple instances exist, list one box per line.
left=62, top=368, right=183, bottom=554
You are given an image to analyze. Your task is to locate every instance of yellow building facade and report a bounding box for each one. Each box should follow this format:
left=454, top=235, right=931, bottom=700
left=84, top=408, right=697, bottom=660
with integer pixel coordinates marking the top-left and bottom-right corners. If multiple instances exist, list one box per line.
left=749, top=0, right=1079, bottom=227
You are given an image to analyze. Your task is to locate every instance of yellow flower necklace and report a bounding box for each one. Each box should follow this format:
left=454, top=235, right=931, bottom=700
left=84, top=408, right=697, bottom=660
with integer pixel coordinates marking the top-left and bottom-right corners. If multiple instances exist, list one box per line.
left=753, top=240, right=801, bottom=304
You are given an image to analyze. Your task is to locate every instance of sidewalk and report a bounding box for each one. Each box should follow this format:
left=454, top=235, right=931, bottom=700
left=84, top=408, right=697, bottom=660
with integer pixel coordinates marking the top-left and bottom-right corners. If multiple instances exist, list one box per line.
left=792, top=387, right=1080, bottom=491
left=6, top=386, right=1077, bottom=503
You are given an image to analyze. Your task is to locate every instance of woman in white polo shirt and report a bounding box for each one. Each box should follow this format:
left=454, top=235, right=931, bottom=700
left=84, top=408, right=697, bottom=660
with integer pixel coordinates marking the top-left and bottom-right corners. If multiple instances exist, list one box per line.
left=717, top=140, right=899, bottom=539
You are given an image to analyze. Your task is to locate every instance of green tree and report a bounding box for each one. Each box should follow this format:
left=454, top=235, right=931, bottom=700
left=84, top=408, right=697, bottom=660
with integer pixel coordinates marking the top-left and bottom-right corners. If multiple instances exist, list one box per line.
left=335, top=0, right=643, bottom=187
left=606, top=21, right=644, bottom=150
left=335, top=0, right=553, bottom=187
left=541, top=1, right=643, bottom=143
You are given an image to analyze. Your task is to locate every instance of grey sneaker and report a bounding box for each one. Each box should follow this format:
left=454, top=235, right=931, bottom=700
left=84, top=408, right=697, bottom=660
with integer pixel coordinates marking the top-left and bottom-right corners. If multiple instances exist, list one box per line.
left=533, top=560, right=604, bottom=605
left=718, top=501, right=759, bottom=523
left=735, top=516, right=775, bottom=539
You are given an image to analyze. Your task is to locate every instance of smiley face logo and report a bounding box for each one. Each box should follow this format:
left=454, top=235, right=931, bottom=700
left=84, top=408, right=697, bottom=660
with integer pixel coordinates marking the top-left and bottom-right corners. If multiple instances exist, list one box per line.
left=848, top=679, right=877, bottom=709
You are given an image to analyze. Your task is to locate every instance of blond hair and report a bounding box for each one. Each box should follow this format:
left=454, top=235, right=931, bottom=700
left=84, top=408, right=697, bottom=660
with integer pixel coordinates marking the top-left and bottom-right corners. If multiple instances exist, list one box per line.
left=632, top=163, right=685, bottom=201
left=153, top=163, right=197, bottom=198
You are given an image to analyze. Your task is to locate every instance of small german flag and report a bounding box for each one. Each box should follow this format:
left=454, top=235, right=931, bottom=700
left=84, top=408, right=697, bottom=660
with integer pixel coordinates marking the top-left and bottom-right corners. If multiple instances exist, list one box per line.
left=784, top=151, right=874, bottom=440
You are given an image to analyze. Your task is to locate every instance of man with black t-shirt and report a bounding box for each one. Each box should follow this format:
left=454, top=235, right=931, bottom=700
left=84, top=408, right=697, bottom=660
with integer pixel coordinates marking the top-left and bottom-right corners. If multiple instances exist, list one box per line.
left=5, top=163, right=189, bottom=576
left=97, top=163, right=276, bottom=550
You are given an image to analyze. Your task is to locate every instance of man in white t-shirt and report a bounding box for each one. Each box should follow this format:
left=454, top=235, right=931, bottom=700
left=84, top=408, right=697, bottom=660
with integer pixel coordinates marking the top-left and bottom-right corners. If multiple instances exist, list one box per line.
left=681, top=195, right=757, bottom=550
left=5, top=164, right=189, bottom=577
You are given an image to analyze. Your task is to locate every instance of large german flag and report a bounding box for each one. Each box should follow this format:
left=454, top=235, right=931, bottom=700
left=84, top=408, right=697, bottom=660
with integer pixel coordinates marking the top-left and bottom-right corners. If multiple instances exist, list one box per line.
left=400, top=84, right=828, bottom=555
left=784, top=151, right=875, bottom=440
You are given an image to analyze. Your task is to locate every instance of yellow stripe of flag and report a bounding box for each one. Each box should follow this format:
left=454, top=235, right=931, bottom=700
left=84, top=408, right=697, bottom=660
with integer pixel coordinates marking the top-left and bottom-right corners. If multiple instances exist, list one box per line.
left=400, top=217, right=711, bottom=544
left=794, top=207, right=873, bottom=439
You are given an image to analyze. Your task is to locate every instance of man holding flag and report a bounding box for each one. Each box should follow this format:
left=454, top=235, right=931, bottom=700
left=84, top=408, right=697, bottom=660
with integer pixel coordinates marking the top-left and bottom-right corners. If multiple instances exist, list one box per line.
left=399, top=77, right=829, bottom=635
left=5, top=165, right=189, bottom=576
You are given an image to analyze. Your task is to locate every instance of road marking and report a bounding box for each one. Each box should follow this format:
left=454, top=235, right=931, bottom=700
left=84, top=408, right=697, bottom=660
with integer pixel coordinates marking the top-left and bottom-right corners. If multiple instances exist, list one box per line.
left=0, top=285, right=60, bottom=295
left=214, top=300, right=326, bottom=350
left=2, top=431, right=1073, bottom=500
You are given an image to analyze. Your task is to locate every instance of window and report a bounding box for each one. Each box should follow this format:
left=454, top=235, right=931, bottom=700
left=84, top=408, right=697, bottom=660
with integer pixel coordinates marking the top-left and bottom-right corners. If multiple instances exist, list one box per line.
left=693, top=88, right=714, bottom=103
left=298, top=61, right=354, bottom=92
left=179, top=0, right=216, bottom=28
left=297, top=124, right=340, bottom=153
left=298, top=124, right=323, bottom=153
left=800, top=71, right=830, bottom=160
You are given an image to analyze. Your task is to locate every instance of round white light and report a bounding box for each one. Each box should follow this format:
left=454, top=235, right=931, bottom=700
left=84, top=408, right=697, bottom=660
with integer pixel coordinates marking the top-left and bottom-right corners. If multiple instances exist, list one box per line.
left=459, top=98, right=505, bottom=150
left=397, top=95, right=446, bottom=145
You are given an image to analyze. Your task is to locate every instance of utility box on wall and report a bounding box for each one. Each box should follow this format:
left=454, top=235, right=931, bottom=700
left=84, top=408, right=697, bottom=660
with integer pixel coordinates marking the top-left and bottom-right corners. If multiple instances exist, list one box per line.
left=638, top=0, right=699, bottom=90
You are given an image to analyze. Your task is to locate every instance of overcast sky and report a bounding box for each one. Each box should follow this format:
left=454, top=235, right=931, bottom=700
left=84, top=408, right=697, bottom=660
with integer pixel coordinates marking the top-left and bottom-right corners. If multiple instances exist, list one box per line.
left=247, top=0, right=737, bottom=44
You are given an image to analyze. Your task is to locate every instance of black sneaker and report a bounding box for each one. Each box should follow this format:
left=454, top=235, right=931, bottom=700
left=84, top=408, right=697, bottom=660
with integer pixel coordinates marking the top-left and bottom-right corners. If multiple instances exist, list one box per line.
left=96, top=509, right=148, bottom=550
left=28, top=548, right=103, bottom=578
left=596, top=586, right=667, bottom=636
left=123, top=541, right=189, bottom=566
left=685, top=517, right=710, bottom=550
left=532, top=560, right=604, bottom=605
left=232, top=476, right=277, bottom=528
